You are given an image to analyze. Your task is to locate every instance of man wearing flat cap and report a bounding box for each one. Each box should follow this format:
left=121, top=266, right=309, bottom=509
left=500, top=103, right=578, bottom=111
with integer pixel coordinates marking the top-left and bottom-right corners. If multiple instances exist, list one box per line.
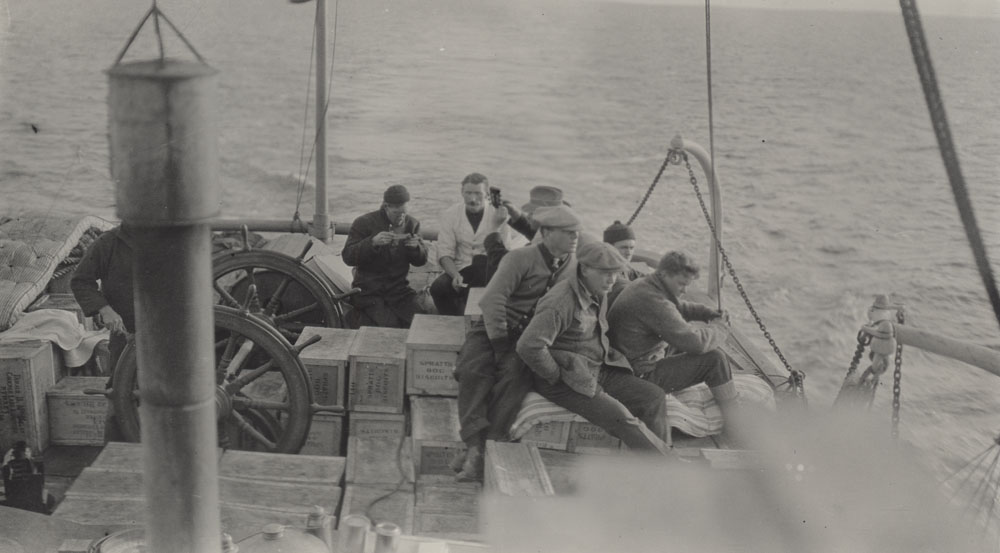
left=608, top=251, right=748, bottom=445
left=451, top=204, right=582, bottom=481
left=516, top=241, right=675, bottom=455
left=342, top=184, right=428, bottom=328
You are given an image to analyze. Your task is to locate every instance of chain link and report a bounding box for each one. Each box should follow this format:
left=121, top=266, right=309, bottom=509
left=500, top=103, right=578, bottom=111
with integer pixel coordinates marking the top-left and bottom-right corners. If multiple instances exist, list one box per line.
left=680, top=152, right=806, bottom=399
left=833, top=330, right=870, bottom=406
left=625, top=150, right=680, bottom=226
left=891, top=309, right=905, bottom=439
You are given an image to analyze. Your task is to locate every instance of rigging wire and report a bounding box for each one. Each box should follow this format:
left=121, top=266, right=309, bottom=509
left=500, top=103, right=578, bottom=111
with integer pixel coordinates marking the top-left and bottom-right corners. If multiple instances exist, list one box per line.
left=293, top=0, right=341, bottom=219
left=898, top=0, right=1000, bottom=333
left=294, top=20, right=318, bottom=218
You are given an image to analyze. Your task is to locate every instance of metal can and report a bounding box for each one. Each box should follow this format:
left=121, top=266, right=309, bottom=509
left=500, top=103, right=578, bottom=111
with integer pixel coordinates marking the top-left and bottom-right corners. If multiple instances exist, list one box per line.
left=373, top=522, right=401, bottom=553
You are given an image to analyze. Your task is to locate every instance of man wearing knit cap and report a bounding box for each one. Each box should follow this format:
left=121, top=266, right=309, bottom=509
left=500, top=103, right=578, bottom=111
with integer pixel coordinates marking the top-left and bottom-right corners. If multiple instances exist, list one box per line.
left=603, top=220, right=642, bottom=281
left=450, top=204, right=582, bottom=481
left=607, top=251, right=748, bottom=446
left=516, top=241, right=674, bottom=455
left=342, top=184, right=428, bottom=328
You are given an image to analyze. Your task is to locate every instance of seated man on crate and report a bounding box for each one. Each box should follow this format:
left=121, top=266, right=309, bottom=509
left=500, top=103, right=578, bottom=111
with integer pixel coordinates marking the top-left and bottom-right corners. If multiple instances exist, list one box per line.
left=516, top=242, right=675, bottom=456
left=450, top=205, right=582, bottom=481
left=71, top=222, right=136, bottom=442
left=430, top=172, right=511, bottom=316
left=607, top=251, right=751, bottom=447
left=342, top=184, right=429, bottom=328
left=602, top=219, right=643, bottom=306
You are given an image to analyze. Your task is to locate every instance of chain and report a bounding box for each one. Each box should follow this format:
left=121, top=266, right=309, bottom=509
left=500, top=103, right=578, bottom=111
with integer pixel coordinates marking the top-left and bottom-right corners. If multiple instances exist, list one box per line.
left=833, top=330, right=871, bottom=406
left=681, top=152, right=805, bottom=399
left=625, top=150, right=680, bottom=226
left=891, top=309, right=905, bottom=439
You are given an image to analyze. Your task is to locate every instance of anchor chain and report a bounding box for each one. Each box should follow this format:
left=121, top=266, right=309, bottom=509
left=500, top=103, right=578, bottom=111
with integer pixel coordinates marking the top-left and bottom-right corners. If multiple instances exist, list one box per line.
left=891, top=309, right=905, bottom=439
left=625, top=150, right=680, bottom=226
left=679, top=151, right=805, bottom=400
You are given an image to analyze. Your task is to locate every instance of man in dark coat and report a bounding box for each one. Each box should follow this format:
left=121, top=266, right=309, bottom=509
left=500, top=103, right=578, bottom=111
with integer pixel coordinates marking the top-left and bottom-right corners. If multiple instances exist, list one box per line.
left=342, top=184, right=429, bottom=328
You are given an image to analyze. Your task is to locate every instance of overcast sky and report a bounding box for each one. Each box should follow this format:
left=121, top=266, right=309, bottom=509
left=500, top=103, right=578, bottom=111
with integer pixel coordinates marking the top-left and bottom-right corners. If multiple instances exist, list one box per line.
left=601, top=0, right=1000, bottom=18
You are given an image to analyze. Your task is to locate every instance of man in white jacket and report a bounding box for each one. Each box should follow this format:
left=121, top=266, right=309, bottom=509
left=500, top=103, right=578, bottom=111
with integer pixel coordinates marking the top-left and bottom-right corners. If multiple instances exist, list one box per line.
left=431, top=173, right=509, bottom=315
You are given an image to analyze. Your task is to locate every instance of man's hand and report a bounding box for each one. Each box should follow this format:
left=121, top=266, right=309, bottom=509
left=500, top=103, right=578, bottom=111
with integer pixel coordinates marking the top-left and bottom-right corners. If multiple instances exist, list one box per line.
left=98, top=305, right=126, bottom=335
left=403, top=234, right=422, bottom=248
left=491, top=205, right=510, bottom=227
left=501, top=200, right=521, bottom=221
left=451, top=273, right=467, bottom=291
left=372, top=231, right=395, bottom=246
left=712, top=309, right=731, bottom=325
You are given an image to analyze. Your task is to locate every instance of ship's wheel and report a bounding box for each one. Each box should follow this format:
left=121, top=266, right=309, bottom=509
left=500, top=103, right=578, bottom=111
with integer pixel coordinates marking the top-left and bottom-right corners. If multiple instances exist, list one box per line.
left=212, top=239, right=347, bottom=344
left=110, top=305, right=328, bottom=453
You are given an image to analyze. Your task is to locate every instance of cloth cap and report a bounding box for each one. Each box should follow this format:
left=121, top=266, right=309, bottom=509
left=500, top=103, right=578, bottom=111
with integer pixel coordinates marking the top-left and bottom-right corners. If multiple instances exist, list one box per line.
left=383, top=184, right=410, bottom=204
left=577, top=241, right=627, bottom=271
left=532, top=205, right=582, bottom=231
left=603, top=220, right=635, bottom=244
left=656, top=251, right=700, bottom=276
left=522, top=185, right=569, bottom=214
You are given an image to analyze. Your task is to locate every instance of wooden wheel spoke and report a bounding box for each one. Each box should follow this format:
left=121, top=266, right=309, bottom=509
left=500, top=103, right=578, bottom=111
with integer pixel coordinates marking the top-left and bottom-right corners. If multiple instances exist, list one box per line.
left=274, top=302, right=320, bottom=322
left=225, top=359, right=275, bottom=393
left=264, top=275, right=294, bottom=317
left=232, top=396, right=291, bottom=412
left=229, top=410, right=276, bottom=451
left=213, top=282, right=240, bottom=308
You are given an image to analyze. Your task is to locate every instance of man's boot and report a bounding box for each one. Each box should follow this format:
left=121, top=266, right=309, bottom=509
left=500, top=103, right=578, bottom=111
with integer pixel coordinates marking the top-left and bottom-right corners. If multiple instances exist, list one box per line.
left=456, top=439, right=485, bottom=482
left=711, top=381, right=752, bottom=449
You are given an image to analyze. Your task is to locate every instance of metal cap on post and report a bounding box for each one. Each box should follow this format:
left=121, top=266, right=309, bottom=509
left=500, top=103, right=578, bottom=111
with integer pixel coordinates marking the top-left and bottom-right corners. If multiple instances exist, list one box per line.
left=106, top=5, right=222, bottom=553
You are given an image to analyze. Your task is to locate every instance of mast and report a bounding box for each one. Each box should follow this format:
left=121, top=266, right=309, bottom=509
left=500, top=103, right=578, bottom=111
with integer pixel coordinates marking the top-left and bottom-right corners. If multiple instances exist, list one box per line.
left=311, top=0, right=331, bottom=242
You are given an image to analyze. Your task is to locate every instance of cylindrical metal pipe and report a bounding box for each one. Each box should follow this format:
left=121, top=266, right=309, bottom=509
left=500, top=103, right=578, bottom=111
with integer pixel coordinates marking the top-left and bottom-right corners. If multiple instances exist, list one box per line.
left=108, top=58, right=222, bottom=553
left=209, top=218, right=440, bottom=241
left=670, top=134, right=723, bottom=304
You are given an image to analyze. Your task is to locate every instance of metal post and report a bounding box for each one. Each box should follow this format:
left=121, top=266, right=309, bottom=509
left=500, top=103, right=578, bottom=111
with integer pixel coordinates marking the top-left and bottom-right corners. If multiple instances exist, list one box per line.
left=108, top=58, right=222, bottom=553
left=671, top=135, right=723, bottom=302
left=311, top=0, right=331, bottom=242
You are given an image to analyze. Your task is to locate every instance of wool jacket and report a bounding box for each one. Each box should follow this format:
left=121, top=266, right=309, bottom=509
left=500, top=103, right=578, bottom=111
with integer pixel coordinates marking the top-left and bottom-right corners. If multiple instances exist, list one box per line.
left=516, top=272, right=632, bottom=397
left=436, top=202, right=508, bottom=271
left=479, top=243, right=574, bottom=352
left=342, top=208, right=428, bottom=303
left=71, top=227, right=136, bottom=333
left=607, top=273, right=727, bottom=374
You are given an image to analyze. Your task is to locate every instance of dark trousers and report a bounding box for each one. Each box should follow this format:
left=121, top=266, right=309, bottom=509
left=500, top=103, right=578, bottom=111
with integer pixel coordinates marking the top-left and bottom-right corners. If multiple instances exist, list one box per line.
left=642, top=349, right=733, bottom=393
left=350, top=294, right=420, bottom=329
left=104, top=332, right=129, bottom=442
left=454, top=328, right=534, bottom=444
left=533, top=367, right=672, bottom=454
left=430, top=263, right=487, bottom=316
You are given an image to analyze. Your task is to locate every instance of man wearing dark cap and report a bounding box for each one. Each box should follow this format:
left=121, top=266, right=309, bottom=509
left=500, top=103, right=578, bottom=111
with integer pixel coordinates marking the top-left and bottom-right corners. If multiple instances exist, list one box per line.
left=516, top=242, right=675, bottom=455
left=451, top=205, right=582, bottom=481
left=603, top=220, right=643, bottom=306
left=342, top=184, right=428, bottom=328
left=607, top=251, right=747, bottom=445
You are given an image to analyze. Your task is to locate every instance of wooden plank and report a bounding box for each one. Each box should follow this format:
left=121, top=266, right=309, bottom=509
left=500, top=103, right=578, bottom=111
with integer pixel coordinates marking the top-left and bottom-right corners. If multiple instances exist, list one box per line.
left=300, top=412, right=345, bottom=456
left=410, top=396, right=462, bottom=478
left=0, top=340, right=55, bottom=452
left=566, top=421, right=621, bottom=455
left=345, top=435, right=415, bottom=485
left=483, top=441, right=554, bottom=497
left=348, top=327, right=408, bottom=413
left=414, top=481, right=481, bottom=538
left=46, top=376, right=107, bottom=446
left=405, top=315, right=464, bottom=396
left=306, top=251, right=354, bottom=295
left=537, top=448, right=581, bottom=495
left=64, top=467, right=342, bottom=515
left=340, top=484, right=415, bottom=534
left=295, top=326, right=356, bottom=409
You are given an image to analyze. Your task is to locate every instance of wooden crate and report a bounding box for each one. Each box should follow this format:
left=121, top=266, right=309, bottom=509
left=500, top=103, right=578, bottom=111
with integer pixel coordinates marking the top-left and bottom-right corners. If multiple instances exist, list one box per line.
left=483, top=441, right=554, bottom=497
left=463, top=287, right=485, bottom=332
left=47, top=376, right=107, bottom=446
left=0, top=340, right=56, bottom=452
left=300, top=412, right=345, bottom=456
left=566, top=421, right=622, bottom=454
left=340, top=484, right=415, bottom=534
left=414, top=481, right=482, bottom=541
left=345, top=435, right=415, bottom=485
left=406, top=315, right=464, bottom=397
left=410, top=396, right=462, bottom=479
left=519, top=420, right=571, bottom=451
left=348, top=411, right=407, bottom=440
left=348, top=326, right=408, bottom=413
left=295, top=326, right=357, bottom=409
left=26, top=293, right=94, bottom=330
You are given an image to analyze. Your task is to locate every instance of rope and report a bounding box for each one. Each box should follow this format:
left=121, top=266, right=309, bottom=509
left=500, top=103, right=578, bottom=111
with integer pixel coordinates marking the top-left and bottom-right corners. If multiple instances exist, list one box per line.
left=294, top=19, right=318, bottom=218
left=113, top=2, right=206, bottom=66
left=899, top=0, right=1000, bottom=333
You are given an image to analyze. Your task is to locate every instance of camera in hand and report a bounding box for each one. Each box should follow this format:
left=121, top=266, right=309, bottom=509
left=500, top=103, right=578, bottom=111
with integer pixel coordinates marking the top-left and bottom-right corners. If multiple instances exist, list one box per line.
left=489, top=186, right=502, bottom=208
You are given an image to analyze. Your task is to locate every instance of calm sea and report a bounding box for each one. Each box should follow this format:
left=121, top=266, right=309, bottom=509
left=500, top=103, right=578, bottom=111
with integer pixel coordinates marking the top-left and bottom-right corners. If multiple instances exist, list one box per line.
left=2, top=0, right=999, bottom=482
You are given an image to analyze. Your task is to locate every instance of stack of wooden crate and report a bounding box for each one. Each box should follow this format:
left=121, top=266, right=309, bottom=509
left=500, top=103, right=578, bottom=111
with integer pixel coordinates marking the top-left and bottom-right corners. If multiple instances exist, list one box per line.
left=294, top=326, right=357, bottom=456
